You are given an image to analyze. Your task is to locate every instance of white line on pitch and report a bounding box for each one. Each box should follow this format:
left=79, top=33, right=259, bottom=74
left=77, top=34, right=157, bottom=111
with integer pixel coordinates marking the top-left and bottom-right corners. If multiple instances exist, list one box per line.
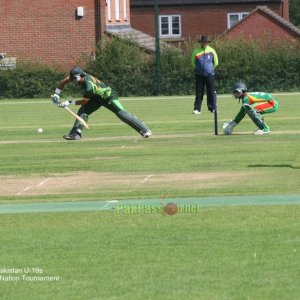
left=140, top=175, right=154, bottom=183
left=128, top=175, right=154, bottom=192
left=36, top=178, right=51, bottom=187
left=16, top=186, right=32, bottom=195
left=100, top=200, right=119, bottom=210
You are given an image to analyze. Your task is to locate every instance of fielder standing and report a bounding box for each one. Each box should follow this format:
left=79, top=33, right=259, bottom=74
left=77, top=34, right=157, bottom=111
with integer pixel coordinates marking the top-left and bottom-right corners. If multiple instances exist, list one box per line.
left=223, top=82, right=279, bottom=135
left=191, top=35, right=218, bottom=114
left=51, top=67, right=151, bottom=140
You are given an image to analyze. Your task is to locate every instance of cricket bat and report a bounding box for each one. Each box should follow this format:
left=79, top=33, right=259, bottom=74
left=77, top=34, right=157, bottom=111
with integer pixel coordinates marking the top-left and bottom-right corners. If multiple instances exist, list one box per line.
left=64, top=106, right=89, bottom=129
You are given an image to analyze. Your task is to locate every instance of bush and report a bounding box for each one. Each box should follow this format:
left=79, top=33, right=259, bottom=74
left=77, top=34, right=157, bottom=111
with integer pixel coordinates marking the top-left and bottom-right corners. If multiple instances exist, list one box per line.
left=0, top=63, right=65, bottom=99
left=87, top=37, right=156, bottom=96
left=88, top=36, right=300, bottom=96
left=0, top=37, right=299, bottom=99
left=159, top=46, right=194, bottom=95
left=214, top=37, right=300, bottom=93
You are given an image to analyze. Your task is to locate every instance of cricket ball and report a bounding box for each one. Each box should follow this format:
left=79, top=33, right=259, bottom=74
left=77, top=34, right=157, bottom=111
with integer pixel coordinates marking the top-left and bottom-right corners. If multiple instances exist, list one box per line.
left=164, top=202, right=178, bottom=215
left=37, top=128, right=43, bottom=133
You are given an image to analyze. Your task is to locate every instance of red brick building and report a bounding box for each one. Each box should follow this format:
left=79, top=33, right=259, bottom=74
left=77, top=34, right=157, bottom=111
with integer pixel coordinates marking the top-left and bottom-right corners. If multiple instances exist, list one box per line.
left=130, top=0, right=289, bottom=41
left=0, top=0, right=130, bottom=69
left=0, top=0, right=295, bottom=70
left=219, top=6, right=300, bottom=41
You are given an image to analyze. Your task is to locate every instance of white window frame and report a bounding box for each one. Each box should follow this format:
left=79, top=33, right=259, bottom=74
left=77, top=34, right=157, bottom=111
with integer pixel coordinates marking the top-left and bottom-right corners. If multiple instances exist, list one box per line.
left=159, top=15, right=181, bottom=38
left=227, top=12, right=249, bottom=29
left=107, top=0, right=112, bottom=21
left=123, top=0, right=127, bottom=20
left=115, top=0, right=120, bottom=21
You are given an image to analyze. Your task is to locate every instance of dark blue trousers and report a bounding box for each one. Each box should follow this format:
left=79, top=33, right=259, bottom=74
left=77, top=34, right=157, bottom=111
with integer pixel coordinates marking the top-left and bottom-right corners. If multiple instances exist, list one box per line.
left=194, top=75, right=216, bottom=112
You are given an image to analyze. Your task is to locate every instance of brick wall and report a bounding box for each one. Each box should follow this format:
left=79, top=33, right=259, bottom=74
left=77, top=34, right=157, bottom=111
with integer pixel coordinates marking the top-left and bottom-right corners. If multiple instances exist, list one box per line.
left=227, top=10, right=299, bottom=40
left=130, top=4, right=282, bottom=40
left=0, top=0, right=133, bottom=70
left=0, top=0, right=101, bottom=70
left=0, top=0, right=289, bottom=70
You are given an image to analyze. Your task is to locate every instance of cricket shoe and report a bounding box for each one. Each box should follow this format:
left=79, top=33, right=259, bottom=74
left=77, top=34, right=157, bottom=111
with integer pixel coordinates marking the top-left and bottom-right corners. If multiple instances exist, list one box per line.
left=143, top=130, right=152, bottom=138
left=193, top=110, right=201, bottom=115
left=63, top=133, right=81, bottom=140
left=253, top=128, right=270, bottom=135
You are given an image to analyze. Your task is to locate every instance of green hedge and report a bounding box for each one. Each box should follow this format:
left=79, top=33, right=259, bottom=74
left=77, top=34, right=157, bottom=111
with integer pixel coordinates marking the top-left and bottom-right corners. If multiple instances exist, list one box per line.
left=0, top=37, right=299, bottom=99
left=87, top=37, right=300, bottom=95
left=87, top=37, right=157, bottom=96
left=0, top=63, right=81, bottom=99
left=214, top=37, right=300, bottom=93
left=0, top=63, right=64, bottom=99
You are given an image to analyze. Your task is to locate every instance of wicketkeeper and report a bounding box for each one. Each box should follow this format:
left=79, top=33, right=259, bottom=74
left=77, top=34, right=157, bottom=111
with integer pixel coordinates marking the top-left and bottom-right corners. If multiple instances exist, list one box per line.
left=51, top=67, right=151, bottom=140
left=223, top=82, right=279, bottom=135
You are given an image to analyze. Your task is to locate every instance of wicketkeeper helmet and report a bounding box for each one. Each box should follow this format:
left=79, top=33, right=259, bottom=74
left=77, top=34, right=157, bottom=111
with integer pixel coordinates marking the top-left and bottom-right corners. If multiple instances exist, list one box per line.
left=232, top=82, right=247, bottom=98
left=69, top=67, right=85, bottom=81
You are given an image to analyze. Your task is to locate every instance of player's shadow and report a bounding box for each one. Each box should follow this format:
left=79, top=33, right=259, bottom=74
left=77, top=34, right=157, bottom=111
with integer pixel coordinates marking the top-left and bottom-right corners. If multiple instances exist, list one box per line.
left=248, top=164, right=300, bottom=169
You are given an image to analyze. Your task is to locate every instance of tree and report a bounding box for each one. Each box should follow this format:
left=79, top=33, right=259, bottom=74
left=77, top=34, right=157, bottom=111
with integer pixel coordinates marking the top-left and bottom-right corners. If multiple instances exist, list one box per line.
left=290, top=0, right=300, bottom=27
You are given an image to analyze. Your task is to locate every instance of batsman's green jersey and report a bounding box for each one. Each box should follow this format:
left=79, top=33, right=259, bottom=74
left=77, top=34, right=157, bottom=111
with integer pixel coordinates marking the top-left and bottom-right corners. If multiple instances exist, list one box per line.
left=233, top=92, right=279, bottom=124
left=83, top=73, right=124, bottom=110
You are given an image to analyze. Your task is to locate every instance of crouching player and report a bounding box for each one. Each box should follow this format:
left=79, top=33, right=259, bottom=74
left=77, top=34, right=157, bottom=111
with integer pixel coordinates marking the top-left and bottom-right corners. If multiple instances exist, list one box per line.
left=223, top=82, right=279, bottom=135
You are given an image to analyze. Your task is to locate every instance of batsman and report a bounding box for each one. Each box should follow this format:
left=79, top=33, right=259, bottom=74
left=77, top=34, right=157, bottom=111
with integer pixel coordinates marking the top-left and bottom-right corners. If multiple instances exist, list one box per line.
left=223, top=82, right=279, bottom=135
left=51, top=67, right=152, bottom=140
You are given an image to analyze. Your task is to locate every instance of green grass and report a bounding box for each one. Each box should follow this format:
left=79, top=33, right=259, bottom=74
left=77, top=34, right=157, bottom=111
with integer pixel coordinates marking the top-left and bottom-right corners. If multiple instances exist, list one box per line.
left=0, top=94, right=299, bottom=202
left=0, top=207, right=299, bottom=300
left=0, top=94, right=300, bottom=299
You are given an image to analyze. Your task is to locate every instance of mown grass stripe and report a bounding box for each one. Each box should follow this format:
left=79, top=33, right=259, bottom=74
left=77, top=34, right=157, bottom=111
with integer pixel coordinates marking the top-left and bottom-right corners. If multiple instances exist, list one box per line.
left=0, top=194, right=299, bottom=214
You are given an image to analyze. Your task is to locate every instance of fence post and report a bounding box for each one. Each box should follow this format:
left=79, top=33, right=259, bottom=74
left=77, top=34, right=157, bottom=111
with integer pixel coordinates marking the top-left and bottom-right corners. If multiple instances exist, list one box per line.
left=154, top=0, right=161, bottom=96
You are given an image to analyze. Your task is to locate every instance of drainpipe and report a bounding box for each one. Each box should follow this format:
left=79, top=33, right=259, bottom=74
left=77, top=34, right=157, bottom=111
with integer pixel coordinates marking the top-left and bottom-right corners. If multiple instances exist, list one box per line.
left=95, top=0, right=102, bottom=44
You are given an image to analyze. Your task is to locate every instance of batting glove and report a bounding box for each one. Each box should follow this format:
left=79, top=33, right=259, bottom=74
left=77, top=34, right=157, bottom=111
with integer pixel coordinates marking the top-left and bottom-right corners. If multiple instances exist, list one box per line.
left=57, top=100, right=71, bottom=108
left=51, top=88, right=62, bottom=104
left=51, top=93, right=60, bottom=105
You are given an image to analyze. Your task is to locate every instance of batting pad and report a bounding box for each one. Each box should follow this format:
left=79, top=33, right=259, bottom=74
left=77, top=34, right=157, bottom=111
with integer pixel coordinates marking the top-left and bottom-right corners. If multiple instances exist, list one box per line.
left=117, top=110, right=149, bottom=134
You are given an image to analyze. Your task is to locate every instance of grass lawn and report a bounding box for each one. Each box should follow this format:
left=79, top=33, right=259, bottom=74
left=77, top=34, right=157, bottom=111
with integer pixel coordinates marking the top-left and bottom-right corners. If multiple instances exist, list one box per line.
left=0, top=207, right=299, bottom=300
left=0, top=94, right=299, bottom=299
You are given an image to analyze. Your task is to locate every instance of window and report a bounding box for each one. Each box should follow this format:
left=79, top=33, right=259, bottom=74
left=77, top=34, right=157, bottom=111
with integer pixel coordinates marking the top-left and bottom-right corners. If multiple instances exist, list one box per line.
left=227, top=12, right=249, bottom=29
left=159, top=15, right=181, bottom=38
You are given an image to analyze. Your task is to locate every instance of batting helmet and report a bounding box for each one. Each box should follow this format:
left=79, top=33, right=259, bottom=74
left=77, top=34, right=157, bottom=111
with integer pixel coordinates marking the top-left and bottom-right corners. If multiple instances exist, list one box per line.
left=232, top=82, right=247, bottom=98
left=69, top=67, right=85, bottom=81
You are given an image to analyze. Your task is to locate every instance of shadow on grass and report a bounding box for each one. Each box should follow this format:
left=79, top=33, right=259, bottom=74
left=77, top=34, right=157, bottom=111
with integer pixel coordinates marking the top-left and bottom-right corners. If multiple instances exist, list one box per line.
left=248, top=164, right=300, bottom=169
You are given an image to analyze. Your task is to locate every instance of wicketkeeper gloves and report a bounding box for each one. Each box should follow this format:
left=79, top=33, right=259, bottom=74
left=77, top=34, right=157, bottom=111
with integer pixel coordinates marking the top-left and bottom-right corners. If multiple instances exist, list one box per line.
left=223, top=120, right=237, bottom=135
